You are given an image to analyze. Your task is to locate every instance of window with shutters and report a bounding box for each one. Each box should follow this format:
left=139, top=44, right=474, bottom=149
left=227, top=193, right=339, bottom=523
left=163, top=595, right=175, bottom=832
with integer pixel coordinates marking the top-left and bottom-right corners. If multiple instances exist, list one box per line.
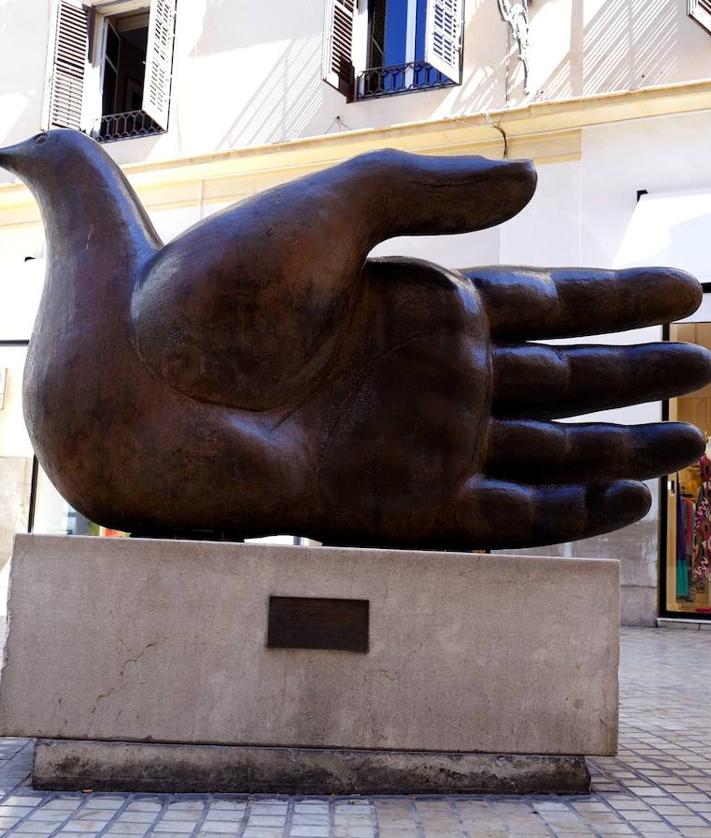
left=689, top=0, right=711, bottom=33
left=43, top=0, right=177, bottom=143
left=323, top=0, right=463, bottom=101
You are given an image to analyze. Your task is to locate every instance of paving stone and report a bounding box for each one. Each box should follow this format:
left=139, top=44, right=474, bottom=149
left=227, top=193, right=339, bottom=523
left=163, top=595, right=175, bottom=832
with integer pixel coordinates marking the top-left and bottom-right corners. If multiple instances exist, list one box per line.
left=153, top=820, right=198, bottom=832
left=124, top=801, right=163, bottom=812
left=36, top=799, right=81, bottom=811
left=292, top=813, right=331, bottom=824
left=2, top=795, right=45, bottom=806
left=204, top=811, right=245, bottom=822
left=113, top=811, right=158, bottom=823
left=82, top=797, right=124, bottom=809
left=249, top=814, right=287, bottom=826
left=24, top=809, right=72, bottom=822
left=0, top=805, right=39, bottom=817
left=104, top=824, right=153, bottom=835
left=196, top=822, right=242, bottom=835
left=208, top=801, right=247, bottom=811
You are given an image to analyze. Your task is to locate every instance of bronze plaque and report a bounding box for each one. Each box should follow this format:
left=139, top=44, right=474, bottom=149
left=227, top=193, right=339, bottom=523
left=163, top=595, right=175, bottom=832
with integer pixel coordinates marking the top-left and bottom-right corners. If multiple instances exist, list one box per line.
left=267, top=596, right=369, bottom=653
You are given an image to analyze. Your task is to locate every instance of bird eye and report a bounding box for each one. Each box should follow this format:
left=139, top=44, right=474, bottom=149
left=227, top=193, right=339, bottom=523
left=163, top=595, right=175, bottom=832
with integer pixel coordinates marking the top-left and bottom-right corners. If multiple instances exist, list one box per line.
left=33, top=133, right=48, bottom=144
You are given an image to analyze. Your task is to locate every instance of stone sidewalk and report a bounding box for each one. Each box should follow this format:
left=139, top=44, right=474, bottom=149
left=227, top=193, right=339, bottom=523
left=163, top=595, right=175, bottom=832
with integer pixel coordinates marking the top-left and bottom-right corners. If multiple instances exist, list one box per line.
left=0, top=627, right=710, bottom=837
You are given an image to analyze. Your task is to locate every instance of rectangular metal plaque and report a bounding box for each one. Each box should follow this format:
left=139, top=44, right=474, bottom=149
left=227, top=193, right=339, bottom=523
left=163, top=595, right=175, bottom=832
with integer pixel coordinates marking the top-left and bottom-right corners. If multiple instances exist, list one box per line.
left=267, top=596, right=369, bottom=653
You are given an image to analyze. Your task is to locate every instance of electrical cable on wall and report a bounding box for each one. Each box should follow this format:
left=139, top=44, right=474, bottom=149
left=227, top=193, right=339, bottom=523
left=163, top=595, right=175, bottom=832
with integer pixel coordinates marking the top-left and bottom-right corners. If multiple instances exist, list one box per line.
left=485, top=111, right=509, bottom=159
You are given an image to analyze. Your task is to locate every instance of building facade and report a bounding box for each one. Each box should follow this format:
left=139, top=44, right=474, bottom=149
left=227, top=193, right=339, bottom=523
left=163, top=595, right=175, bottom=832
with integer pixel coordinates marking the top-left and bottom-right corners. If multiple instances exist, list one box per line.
left=1, top=0, right=711, bottom=624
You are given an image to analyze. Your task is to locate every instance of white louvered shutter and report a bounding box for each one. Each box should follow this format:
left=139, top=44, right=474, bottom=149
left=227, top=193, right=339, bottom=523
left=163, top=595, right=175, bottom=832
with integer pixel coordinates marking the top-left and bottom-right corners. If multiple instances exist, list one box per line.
left=46, top=0, right=89, bottom=130
left=323, top=0, right=356, bottom=99
left=689, top=0, right=711, bottom=32
left=424, top=0, right=463, bottom=83
left=143, top=0, right=177, bottom=130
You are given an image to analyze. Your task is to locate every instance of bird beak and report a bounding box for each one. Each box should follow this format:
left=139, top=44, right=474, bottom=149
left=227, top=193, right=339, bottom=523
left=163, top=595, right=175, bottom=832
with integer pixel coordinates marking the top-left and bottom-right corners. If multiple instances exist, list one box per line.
left=0, top=142, right=21, bottom=173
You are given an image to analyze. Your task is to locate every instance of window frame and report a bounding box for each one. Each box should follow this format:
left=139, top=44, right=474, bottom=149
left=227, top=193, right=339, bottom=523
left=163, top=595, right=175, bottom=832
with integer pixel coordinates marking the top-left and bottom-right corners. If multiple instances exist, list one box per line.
left=351, top=0, right=463, bottom=101
left=42, top=0, right=175, bottom=142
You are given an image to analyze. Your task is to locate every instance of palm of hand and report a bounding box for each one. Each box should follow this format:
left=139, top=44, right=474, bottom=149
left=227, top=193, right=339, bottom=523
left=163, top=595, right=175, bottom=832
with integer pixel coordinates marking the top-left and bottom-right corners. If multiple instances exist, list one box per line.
left=288, top=257, right=707, bottom=549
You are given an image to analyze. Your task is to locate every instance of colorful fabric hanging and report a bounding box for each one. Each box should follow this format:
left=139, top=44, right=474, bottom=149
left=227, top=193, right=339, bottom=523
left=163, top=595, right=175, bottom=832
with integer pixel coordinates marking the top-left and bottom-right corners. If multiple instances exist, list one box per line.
left=693, top=455, right=711, bottom=585
left=677, top=480, right=692, bottom=598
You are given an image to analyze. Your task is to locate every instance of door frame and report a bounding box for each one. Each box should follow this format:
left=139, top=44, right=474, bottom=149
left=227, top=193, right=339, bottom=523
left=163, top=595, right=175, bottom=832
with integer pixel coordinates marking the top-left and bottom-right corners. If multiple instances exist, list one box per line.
left=659, top=285, right=711, bottom=619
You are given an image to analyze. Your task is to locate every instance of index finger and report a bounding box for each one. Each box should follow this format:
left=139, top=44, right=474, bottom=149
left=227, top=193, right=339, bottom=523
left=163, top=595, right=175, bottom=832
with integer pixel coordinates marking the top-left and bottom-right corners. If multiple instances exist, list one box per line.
left=464, top=266, right=702, bottom=340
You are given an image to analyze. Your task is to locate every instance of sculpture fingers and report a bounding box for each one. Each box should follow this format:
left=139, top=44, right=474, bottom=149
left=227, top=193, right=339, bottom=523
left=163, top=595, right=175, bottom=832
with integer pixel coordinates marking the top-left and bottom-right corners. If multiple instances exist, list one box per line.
left=235, top=150, right=536, bottom=258
left=486, top=419, right=703, bottom=483
left=451, top=478, right=651, bottom=549
left=344, top=150, right=537, bottom=239
left=465, top=266, right=701, bottom=340
left=492, top=342, right=711, bottom=419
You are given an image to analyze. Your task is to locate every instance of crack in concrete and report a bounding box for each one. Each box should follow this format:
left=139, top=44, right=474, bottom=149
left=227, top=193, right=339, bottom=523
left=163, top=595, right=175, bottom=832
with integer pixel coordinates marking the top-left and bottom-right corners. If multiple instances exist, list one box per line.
left=89, top=639, right=159, bottom=719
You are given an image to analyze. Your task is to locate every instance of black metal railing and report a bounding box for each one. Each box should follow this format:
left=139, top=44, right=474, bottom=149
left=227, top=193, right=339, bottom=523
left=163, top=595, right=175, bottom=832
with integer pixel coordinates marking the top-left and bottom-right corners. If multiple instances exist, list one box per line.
left=92, top=110, right=164, bottom=143
left=356, top=61, right=454, bottom=99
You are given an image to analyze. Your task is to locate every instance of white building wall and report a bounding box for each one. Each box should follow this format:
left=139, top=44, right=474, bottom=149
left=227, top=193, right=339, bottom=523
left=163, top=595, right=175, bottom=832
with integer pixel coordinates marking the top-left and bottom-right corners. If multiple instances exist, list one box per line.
left=2, top=0, right=711, bottom=172
left=525, top=0, right=711, bottom=102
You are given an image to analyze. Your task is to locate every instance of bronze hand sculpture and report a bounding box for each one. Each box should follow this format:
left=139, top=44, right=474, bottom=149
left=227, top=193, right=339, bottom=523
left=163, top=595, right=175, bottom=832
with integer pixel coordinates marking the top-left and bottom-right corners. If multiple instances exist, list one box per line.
left=1, top=129, right=709, bottom=549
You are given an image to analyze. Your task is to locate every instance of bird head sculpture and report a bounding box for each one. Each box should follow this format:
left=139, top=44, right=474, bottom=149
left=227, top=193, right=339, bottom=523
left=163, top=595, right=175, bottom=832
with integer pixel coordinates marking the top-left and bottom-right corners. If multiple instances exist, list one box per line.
left=0, top=129, right=84, bottom=173
left=2, top=128, right=710, bottom=550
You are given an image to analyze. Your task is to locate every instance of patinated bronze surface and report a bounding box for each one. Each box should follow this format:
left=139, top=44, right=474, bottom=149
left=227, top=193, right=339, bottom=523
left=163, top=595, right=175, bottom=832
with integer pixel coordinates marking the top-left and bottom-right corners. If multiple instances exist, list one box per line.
left=1, top=129, right=710, bottom=549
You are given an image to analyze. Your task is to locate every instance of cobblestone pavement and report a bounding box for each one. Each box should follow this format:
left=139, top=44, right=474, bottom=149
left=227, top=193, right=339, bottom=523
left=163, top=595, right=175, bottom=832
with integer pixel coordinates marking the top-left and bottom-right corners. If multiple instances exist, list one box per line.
left=0, top=627, right=710, bottom=837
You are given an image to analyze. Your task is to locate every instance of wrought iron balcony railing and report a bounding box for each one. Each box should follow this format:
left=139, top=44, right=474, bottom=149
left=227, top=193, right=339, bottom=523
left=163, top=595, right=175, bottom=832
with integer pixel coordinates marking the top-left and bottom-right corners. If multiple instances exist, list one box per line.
left=356, top=61, right=455, bottom=99
left=92, top=110, right=164, bottom=143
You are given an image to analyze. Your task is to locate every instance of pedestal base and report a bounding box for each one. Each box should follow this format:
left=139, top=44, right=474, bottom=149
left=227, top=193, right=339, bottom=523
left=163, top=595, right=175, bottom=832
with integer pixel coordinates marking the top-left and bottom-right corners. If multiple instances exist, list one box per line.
left=1, top=535, right=619, bottom=794
left=33, top=739, right=591, bottom=795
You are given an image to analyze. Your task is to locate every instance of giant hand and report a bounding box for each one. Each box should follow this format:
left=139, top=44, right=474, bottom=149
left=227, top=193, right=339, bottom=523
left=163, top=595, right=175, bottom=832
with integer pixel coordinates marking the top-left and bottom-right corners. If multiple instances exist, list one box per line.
left=2, top=133, right=709, bottom=549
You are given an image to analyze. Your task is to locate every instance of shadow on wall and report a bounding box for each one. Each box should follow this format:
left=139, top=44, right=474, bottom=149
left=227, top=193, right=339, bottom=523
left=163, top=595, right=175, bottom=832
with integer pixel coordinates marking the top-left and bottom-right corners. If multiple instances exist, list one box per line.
left=186, top=0, right=506, bottom=148
left=189, top=0, right=325, bottom=53
left=444, top=0, right=508, bottom=117
left=183, top=0, right=335, bottom=148
left=536, top=0, right=679, bottom=101
left=216, top=35, right=328, bottom=149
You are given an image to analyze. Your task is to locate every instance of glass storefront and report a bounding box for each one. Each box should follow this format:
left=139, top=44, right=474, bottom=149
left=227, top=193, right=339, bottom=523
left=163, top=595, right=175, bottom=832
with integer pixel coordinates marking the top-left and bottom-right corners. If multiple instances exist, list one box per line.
left=664, top=321, right=711, bottom=617
left=0, top=344, right=33, bottom=569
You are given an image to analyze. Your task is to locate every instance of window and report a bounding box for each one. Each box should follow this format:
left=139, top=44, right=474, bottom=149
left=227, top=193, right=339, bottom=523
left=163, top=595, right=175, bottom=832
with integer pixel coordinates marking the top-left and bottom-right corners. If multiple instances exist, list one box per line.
left=43, top=0, right=177, bottom=142
left=323, top=0, right=463, bottom=101
left=689, top=0, right=711, bottom=33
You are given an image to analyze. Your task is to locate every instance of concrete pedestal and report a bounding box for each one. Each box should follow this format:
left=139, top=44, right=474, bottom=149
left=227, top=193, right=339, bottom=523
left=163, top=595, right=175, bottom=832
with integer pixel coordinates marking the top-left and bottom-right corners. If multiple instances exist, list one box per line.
left=0, top=535, right=620, bottom=793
